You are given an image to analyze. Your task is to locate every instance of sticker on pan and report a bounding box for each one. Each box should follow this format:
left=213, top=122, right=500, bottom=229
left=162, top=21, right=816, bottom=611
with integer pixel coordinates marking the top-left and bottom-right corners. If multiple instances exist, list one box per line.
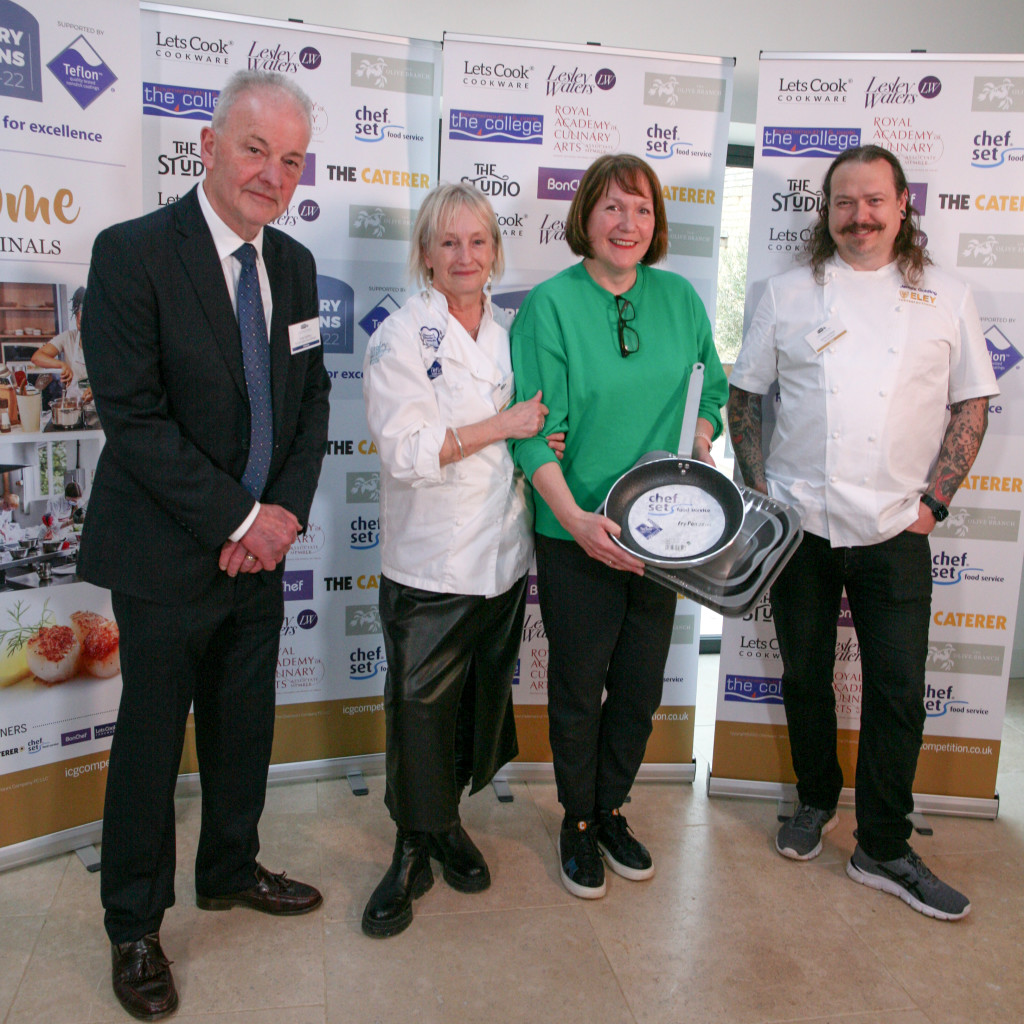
left=626, top=484, right=726, bottom=559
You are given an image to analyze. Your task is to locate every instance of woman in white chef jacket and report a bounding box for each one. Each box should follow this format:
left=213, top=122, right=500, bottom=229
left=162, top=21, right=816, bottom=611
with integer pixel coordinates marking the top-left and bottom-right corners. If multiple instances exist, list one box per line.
left=361, top=183, right=559, bottom=938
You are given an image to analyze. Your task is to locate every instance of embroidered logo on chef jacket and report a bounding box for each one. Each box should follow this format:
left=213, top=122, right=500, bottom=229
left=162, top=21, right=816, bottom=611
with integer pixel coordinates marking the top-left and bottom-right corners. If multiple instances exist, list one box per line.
left=898, top=286, right=939, bottom=306
left=419, top=326, right=443, bottom=350
left=366, top=336, right=390, bottom=365
left=426, top=359, right=442, bottom=380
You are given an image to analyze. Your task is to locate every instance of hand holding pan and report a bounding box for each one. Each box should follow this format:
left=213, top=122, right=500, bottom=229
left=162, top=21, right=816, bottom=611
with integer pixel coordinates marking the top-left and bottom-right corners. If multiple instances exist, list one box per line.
left=603, top=363, right=746, bottom=568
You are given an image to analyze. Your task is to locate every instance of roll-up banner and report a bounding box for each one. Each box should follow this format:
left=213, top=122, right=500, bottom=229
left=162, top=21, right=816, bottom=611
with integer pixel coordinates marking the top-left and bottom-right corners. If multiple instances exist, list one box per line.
left=138, top=4, right=441, bottom=781
left=712, top=53, right=1024, bottom=817
left=440, top=34, right=734, bottom=777
left=0, top=0, right=141, bottom=869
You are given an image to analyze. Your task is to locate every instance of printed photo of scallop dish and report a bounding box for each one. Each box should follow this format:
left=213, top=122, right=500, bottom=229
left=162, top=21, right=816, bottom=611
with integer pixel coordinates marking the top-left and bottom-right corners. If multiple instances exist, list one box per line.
left=0, top=599, right=120, bottom=689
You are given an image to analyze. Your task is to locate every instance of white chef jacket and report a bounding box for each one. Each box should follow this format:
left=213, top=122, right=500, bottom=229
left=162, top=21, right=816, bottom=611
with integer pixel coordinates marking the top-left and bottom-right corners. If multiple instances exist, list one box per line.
left=363, top=288, right=532, bottom=597
left=731, top=256, right=998, bottom=547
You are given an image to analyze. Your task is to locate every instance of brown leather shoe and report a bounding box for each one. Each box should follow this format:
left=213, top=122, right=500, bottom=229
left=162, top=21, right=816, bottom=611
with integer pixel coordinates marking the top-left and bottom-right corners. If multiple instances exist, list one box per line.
left=111, top=933, right=178, bottom=1021
left=195, top=863, right=323, bottom=915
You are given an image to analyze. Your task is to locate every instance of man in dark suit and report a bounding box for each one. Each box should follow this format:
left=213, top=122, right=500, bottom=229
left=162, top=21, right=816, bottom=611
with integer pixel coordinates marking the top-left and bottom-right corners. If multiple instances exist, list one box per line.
left=80, top=70, right=331, bottom=1021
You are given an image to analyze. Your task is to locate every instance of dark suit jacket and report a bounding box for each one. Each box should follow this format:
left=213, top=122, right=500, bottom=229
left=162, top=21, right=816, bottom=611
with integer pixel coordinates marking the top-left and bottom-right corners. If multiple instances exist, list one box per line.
left=78, top=185, right=331, bottom=603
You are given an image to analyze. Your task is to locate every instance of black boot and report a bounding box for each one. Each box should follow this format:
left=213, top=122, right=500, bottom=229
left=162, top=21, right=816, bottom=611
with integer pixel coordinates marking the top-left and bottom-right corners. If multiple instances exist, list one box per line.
left=361, top=829, right=433, bottom=938
left=426, top=824, right=491, bottom=893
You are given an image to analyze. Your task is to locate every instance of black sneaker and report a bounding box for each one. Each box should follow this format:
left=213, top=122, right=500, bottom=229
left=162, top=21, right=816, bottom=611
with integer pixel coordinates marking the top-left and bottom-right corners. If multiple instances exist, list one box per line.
left=775, top=803, right=838, bottom=860
left=558, top=818, right=606, bottom=899
left=596, top=808, right=654, bottom=880
left=846, top=844, right=971, bottom=921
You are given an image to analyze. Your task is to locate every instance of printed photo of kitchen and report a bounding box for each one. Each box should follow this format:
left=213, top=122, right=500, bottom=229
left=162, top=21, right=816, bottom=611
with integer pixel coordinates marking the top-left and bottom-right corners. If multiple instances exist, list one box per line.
left=0, top=280, right=101, bottom=437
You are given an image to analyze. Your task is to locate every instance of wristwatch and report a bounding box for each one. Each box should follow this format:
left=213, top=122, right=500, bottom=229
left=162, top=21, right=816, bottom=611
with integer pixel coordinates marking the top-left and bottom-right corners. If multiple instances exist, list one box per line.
left=920, top=493, right=949, bottom=522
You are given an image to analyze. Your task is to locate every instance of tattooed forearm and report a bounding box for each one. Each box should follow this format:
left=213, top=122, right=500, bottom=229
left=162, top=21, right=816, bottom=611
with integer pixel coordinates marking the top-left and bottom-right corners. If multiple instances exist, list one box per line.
left=727, top=385, right=768, bottom=493
left=930, top=397, right=990, bottom=504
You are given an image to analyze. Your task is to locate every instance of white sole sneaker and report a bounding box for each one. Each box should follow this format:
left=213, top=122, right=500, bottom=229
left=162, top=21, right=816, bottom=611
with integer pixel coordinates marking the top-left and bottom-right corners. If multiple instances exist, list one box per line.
left=558, top=836, right=606, bottom=899
left=597, top=840, right=655, bottom=881
left=846, top=857, right=971, bottom=921
left=775, top=811, right=838, bottom=861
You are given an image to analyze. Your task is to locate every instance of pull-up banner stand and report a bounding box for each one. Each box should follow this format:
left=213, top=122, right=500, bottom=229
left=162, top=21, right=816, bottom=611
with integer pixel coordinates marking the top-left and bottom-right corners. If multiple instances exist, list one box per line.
left=711, top=52, right=1024, bottom=818
left=138, top=3, right=442, bottom=788
left=0, top=0, right=142, bottom=872
left=440, top=33, right=734, bottom=780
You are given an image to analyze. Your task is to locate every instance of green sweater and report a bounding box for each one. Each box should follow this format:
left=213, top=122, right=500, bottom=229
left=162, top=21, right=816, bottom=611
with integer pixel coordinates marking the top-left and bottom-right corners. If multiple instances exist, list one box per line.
left=510, top=262, right=728, bottom=541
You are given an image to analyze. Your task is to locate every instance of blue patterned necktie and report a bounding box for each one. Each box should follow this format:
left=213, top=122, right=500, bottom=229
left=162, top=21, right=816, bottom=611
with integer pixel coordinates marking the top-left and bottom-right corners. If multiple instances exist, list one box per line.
left=234, top=242, right=273, bottom=498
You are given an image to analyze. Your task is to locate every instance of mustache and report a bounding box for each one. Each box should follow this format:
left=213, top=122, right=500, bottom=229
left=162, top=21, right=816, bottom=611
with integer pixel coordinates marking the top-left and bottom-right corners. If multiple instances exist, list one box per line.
left=839, top=221, right=884, bottom=236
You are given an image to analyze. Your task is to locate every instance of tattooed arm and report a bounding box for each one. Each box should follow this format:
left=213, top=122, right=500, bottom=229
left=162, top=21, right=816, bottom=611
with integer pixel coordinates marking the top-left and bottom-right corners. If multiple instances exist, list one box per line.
left=727, top=384, right=769, bottom=494
left=907, top=397, right=990, bottom=534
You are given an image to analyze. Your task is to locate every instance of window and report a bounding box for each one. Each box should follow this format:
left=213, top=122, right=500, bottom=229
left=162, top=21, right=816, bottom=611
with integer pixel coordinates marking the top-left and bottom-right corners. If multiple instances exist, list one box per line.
left=701, top=145, right=754, bottom=649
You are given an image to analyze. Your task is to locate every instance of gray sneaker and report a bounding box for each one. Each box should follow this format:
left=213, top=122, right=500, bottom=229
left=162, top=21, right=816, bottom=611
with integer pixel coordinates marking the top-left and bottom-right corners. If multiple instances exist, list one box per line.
left=775, top=803, right=838, bottom=860
left=846, top=844, right=970, bottom=921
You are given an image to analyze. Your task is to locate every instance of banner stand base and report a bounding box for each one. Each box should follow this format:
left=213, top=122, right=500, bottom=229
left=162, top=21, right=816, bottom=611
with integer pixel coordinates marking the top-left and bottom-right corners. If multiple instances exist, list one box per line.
left=706, top=768, right=1000, bottom=820
left=907, top=811, right=935, bottom=836
left=75, top=844, right=101, bottom=873
left=492, top=778, right=514, bottom=802
left=1, top=821, right=103, bottom=873
left=499, top=760, right=696, bottom=784
left=346, top=770, right=369, bottom=796
left=174, top=753, right=388, bottom=799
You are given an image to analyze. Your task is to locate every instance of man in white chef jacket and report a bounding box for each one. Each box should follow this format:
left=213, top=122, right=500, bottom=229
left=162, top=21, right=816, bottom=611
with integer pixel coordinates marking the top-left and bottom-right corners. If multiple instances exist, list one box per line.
left=728, top=144, right=997, bottom=921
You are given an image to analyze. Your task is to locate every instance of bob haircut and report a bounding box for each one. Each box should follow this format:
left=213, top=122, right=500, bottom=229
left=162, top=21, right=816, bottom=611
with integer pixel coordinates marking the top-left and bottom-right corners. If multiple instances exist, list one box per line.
left=211, top=69, right=312, bottom=134
left=409, top=183, right=506, bottom=290
left=565, top=154, right=668, bottom=266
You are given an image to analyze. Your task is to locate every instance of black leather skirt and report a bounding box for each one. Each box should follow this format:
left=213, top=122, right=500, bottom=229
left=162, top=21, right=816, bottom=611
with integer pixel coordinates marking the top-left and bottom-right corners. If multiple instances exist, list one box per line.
left=379, top=574, right=526, bottom=831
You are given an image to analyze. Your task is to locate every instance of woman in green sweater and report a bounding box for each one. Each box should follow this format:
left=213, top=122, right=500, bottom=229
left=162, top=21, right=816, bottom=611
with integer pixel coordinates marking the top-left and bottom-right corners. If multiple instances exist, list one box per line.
left=510, top=153, right=728, bottom=899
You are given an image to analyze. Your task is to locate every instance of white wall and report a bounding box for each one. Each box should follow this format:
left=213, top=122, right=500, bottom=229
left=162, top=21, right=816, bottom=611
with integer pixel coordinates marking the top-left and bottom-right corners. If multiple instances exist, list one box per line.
left=155, top=0, right=1024, bottom=672
left=158, top=0, right=1022, bottom=125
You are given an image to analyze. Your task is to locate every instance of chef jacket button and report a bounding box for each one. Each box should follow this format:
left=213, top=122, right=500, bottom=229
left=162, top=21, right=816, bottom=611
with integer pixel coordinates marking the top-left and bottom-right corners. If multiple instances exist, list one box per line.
left=895, top=304, right=902, bottom=312
left=832, top=431, right=840, bottom=439
left=831, top=386, right=839, bottom=394
left=829, top=305, right=837, bottom=314
left=867, top=434, right=876, bottom=442
left=879, top=390, right=887, bottom=397
left=829, top=475, right=838, bottom=483
left=889, top=347, right=898, bottom=354
left=861, top=476, right=869, bottom=484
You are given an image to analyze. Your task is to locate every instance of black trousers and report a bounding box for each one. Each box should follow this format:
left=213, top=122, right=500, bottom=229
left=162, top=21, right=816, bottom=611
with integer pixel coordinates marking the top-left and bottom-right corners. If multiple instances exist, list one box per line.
left=535, top=534, right=677, bottom=820
left=101, top=576, right=282, bottom=943
left=379, top=574, right=525, bottom=833
left=770, top=530, right=932, bottom=861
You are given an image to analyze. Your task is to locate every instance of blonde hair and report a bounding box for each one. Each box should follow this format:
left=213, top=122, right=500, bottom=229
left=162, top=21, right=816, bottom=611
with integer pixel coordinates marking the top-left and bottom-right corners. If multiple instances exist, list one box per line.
left=408, top=183, right=505, bottom=289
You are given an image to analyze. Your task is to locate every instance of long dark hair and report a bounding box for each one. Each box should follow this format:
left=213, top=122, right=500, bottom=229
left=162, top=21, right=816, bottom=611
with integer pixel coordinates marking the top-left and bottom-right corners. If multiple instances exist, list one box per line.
left=804, top=145, right=931, bottom=286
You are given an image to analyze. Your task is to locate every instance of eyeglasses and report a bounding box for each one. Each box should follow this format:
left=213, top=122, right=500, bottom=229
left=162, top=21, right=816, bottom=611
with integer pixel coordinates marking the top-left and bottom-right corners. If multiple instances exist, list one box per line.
left=615, top=295, right=639, bottom=358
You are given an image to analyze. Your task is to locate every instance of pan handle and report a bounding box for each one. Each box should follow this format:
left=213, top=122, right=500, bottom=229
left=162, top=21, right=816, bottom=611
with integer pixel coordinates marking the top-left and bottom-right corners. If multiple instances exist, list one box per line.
left=677, top=362, right=704, bottom=457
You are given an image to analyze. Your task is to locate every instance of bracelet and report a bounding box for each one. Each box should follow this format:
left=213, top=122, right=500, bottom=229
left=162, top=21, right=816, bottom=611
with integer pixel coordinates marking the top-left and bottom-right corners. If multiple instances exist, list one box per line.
left=693, top=431, right=713, bottom=450
left=450, top=425, right=466, bottom=461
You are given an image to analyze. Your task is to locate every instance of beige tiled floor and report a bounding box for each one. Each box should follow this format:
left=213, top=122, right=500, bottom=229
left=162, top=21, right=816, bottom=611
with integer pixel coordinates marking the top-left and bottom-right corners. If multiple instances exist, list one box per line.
left=2, top=659, right=1023, bottom=1024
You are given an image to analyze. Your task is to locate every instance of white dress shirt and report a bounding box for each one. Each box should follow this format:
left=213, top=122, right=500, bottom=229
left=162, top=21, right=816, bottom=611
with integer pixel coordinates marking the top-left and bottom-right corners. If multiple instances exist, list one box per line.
left=731, top=256, right=998, bottom=547
left=363, top=288, right=533, bottom=597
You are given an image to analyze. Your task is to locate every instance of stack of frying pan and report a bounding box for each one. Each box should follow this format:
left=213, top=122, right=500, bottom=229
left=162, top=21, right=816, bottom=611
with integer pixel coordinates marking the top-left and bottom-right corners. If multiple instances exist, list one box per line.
left=599, top=364, right=803, bottom=617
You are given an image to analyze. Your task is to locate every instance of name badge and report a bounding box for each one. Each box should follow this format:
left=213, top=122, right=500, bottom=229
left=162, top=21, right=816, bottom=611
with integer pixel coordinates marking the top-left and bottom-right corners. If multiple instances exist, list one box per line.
left=493, top=374, right=514, bottom=411
left=805, top=315, right=846, bottom=354
left=288, top=317, right=321, bottom=355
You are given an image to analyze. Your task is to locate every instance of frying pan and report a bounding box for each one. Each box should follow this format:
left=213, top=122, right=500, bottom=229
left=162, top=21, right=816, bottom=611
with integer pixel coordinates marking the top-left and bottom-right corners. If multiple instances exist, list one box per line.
left=603, top=363, right=746, bottom=568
